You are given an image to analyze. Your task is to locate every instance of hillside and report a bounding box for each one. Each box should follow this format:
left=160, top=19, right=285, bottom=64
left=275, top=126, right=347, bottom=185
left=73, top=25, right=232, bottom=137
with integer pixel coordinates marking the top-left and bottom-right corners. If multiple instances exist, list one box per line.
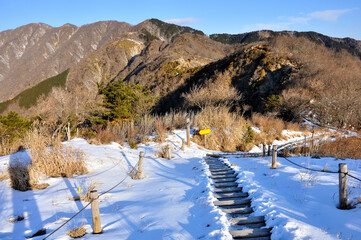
left=1, top=19, right=361, bottom=128
left=0, top=19, right=206, bottom=102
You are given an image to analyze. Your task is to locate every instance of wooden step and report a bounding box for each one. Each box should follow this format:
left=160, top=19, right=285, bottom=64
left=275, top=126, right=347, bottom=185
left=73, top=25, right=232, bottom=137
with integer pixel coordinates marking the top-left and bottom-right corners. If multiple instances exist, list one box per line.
left=229, top=216, right=265, bottom=225
left=210, top=168, right=233, bottom=172
left=214, top=182, right=238, bottom=188
left=229, top=228, right=271, bottom=239
left=221, top=206, right=253, bottom=214
left=214, top=198, right=251, bottom=206
left=214, top=192, right=248, bottom=199
left=211, top=170, right=235, bottom=175
left=213, top=187, right=242, bottom=193
left=210, top=174, right=237, bottom=179
left=209, top=168, right=231, bottom=172
left=212, top=178, right=237, bottom=183
left=209, top=166, right=231, bottom=169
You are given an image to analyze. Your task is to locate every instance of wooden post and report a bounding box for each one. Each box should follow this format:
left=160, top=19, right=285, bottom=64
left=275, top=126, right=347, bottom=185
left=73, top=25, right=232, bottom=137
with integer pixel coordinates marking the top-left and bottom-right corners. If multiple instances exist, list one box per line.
left=181, top=139, right=185, bottom=151
left=268, top=145, right=271, bottom=156
left=204, top=135, right=207, bottom=149
left=271, top=145, right=278, bottom=169
left=139, top=151, right=144, bottom=175
left=186, top=117, right=191, bottom=147
left=91, top=190, right=102, bottom=234
left=339, top=163, right=348, bottom=209
left=262, top=143, right=266, bottom=157
left=167, top=144, right=172, bottom=160
left=67, top=122, right=71, bottom=141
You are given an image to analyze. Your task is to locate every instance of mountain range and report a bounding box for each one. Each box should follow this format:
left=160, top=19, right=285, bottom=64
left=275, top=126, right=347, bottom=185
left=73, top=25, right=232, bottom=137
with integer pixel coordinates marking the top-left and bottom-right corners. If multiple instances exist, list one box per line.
left=0, top=19, right=360, bottom=127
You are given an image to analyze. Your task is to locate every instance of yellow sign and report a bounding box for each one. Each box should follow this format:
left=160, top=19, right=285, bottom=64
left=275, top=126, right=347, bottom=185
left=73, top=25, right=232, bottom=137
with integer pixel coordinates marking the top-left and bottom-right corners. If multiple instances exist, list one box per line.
left=199, top=128, right=212, bottom=135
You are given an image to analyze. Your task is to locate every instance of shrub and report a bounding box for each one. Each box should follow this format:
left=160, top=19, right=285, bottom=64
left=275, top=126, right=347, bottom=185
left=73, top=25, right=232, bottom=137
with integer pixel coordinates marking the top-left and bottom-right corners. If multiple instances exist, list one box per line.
left=129, top=142, right=138, bottom=149
left=193, top=106, right=250, bottom=152
left=250, top=114, right=287, bottom=144
left=8, top=161, right=32, bottom=191
left=99, top=81, right=157, bottom=122
left=155, top=118, right=167, bottom=142
left=94, top=127, right=118, bottom=144
left=0, top=111, right=31, bottom=144
left=263, top=95, right=284, bottom=113
left=183, top=83, right=242, bottom=109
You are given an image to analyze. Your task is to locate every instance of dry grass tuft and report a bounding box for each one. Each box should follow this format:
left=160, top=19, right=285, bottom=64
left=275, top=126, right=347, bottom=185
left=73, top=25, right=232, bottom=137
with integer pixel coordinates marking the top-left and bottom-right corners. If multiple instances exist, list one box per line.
left=156, top=144, right=172, bottom=159
left=183, top=83, right=241, bottom=109
left=80, top=181, right=98, bottom=202
left=93, top=127, right=118, bottom=144
left=250, top=114, right=286, bottom=144
left=193, top=106, right=250, bottom=152
left=155, top=119, right=167, bottom=143
left=250, top=114, right=306, bottom=145
left=8, top=215, right=25, bottom=223
left=8, top=127, right=87, bottom=191
left=8, top=161, right=32, bottom=191
left=0, top=170, right=9, bottom=181
left=29, top=144, right=87, bottom=178
left=67, top=224, right=87, bottom=238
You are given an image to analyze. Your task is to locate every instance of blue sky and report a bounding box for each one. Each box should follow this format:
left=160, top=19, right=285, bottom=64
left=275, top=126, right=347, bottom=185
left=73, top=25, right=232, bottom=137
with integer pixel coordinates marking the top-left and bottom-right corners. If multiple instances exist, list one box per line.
left=1, top=0, right=360, bottom=39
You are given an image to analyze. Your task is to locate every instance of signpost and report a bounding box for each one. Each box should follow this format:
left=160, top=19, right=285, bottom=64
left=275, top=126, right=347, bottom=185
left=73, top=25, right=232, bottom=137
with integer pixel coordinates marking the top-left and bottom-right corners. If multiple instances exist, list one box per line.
left=198, top=128, right=212, bottom=148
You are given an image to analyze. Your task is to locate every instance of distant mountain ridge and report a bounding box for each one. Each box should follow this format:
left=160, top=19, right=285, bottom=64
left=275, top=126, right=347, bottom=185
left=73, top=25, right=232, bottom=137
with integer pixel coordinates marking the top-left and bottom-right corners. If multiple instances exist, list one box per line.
left=210, top=30, right=361, bottom=59
left=0, top=19, right=205, bottom=102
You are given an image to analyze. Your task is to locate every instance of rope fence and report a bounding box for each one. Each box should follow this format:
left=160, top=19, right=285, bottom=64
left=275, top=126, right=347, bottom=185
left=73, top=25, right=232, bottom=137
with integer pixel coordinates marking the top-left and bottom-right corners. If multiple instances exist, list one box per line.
left=43, top=159, right=140, bottom=239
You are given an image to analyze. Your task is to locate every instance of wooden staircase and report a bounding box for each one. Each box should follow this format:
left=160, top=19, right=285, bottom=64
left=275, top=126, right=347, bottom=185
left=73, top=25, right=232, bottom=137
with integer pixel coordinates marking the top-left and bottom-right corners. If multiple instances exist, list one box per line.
left=205, top=157, right=272, bottom=239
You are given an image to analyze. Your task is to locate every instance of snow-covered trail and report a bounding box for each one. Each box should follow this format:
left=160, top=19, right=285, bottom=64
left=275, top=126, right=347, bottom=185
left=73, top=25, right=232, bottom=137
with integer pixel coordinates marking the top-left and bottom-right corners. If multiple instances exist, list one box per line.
left=0, top=131, right=231, bottom=240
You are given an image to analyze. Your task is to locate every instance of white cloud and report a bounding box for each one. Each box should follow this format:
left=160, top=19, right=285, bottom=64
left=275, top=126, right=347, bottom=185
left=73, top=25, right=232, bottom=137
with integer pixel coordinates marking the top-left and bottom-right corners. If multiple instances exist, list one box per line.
left=243, top=8, right=357, bottom=32
left=165, top=17, right=198, bottom=26
left=308, top=9, right=354, bottom=22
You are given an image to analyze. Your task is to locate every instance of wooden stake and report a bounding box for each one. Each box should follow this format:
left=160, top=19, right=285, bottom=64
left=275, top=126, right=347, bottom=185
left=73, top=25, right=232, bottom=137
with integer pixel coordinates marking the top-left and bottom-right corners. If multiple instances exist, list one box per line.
left=272, top=145, right=278, bottom=169
left=186, top=117, right=191, bottom=147
left=181, top=139, right=185, bottom=151
left=204, top=135, right=207, bottom=149
left=339, top=163, right=348, bottom=209
left=267, top=145, right=271, bottom=156
left=262, top=143, right=266, bottom=157
left=167, top=145, right=172, bottom=160
left=139, top=151, right=144, bottom=175
left=91, top=190, right=102, bottom=234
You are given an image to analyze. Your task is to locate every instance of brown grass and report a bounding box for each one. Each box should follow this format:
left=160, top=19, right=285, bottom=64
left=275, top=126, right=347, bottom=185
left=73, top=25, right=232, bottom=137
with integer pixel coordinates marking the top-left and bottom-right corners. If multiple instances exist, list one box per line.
left=318, top=137, right=361, bottom=159
left=183, top=83, right=242, bottom=109
left=29, top=144, right=87, bottom=178
left=193, top=106, right=250, bottom=152
left=67, top=224, right=87, bottom=238
left=155, top=119, right=167, bottom=143
left=0, top=170, right=9, bottom=181
left=80, top=181, right=98, bottom=202
left=250, top=114, right=306, bottom=145
left=156, top=144, right=172, bottom=159
left=93, top=127, right=118, bottom=144
left=8, top=128, right=87, bottom=191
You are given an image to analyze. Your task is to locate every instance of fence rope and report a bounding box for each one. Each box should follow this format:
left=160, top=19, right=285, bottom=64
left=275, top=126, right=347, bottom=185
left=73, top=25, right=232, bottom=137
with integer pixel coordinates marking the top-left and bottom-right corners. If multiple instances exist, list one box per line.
left=281, top=156, right=339, bottom=174
left=43, top=159, right=140, bottom=240
left=280, top=156, right=361, bottom=183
